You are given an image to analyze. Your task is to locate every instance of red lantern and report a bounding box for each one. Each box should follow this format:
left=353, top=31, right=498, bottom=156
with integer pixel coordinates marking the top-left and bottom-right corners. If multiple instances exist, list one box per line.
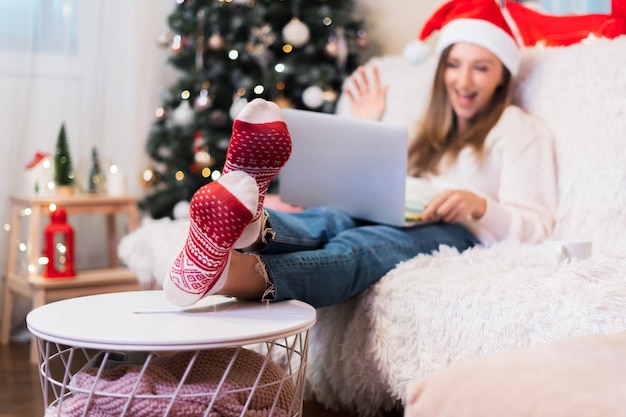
left=42, top=207, right=75, bottom=278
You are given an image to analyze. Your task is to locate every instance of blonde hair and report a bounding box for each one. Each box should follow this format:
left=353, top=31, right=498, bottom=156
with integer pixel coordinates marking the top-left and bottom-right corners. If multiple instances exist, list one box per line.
left=407, top=45, right=513, bottom=176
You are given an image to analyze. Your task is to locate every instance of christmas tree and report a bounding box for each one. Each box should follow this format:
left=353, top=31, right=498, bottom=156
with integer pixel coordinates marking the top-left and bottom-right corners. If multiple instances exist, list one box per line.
left=53, top=123, right=75, bottom=191
left=140, top=0, right=368, bottom=219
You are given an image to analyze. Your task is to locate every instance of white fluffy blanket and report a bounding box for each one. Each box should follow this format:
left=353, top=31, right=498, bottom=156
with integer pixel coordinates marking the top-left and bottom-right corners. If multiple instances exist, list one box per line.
left=307, top=242, right=626, bottom=415
left=119, top=217, right=190, bottom=289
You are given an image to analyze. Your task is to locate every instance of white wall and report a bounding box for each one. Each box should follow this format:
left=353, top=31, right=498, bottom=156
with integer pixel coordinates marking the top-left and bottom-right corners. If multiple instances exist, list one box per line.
left=355, top=0, right=445, bottom=57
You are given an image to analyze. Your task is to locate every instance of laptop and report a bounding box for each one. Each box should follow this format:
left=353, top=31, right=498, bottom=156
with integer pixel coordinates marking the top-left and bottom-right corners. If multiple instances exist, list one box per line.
left=279, top=108, right=438, bottom=227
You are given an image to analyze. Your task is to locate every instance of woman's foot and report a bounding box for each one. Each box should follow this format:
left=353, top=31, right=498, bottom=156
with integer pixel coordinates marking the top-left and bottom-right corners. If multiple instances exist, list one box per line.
left=164, top=171, right=258, bottom=307
left=223, top=98, right=292, bottom=248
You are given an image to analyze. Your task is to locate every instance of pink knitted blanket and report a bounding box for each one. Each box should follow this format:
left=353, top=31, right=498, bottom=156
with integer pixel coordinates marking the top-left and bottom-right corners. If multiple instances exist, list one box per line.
left=45, top=348, right=295, bottom=417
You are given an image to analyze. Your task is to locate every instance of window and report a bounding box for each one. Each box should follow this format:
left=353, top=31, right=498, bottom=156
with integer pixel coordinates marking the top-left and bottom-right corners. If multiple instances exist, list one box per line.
left=516, top=0, right=611, bottom=14
left=0, top=0, right=77, bottom=54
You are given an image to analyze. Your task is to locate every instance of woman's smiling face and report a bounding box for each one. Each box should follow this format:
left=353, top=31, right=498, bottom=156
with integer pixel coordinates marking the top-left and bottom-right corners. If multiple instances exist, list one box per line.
left=444, top=43, right=505, bottom=133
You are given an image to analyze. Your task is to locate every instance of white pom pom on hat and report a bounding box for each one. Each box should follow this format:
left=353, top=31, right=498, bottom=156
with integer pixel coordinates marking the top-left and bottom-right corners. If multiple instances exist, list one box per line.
left=404, top=0, right=521, bottom=76
left=403, top=39, right=431, bottom=65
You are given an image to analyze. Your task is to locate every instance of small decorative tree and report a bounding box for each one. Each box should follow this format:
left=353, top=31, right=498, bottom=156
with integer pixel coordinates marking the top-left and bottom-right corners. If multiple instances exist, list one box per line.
left=88, top=146, right=105, bottom=193
left=53, top=123, right=75, bottom=194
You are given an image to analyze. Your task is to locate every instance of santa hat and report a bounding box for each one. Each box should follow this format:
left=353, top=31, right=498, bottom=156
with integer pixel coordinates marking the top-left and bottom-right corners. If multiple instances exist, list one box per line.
left=25, top=151, right=51, bottom=170
left=613, top=0, right=626, bottom=18
left=507, top=1, right=626, bottom=47
left=404, top=0, right=521, bottom=76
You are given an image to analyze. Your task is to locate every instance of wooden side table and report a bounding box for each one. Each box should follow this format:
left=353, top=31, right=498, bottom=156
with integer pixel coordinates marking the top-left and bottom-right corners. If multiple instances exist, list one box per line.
left=1, top=194, right=142, bottom=362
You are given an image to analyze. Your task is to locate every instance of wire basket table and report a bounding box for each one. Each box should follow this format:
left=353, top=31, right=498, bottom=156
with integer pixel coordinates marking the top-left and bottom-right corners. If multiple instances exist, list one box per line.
left=26, top=290, right=317, bottom=417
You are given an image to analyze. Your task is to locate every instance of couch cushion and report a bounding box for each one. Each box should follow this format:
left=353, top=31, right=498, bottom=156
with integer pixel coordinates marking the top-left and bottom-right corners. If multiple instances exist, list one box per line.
left=405, top=331, right=626, bottom=417
left=514, top=37, right=626, bottom=251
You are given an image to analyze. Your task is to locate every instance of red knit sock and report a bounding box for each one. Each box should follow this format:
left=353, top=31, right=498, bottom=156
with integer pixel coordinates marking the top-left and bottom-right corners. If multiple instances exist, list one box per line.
left=164, top=171, right=258, bottom=307
left=223, top=98, right=292, bottom=248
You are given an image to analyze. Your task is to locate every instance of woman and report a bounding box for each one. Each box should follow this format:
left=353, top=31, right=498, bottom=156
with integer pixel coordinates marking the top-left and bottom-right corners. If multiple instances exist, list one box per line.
left=164, top=0, right=557, bottom=308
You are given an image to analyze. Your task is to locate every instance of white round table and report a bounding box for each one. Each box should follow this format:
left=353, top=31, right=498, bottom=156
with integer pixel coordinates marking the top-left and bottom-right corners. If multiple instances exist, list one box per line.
left=27, top=290, right=317, bottom=417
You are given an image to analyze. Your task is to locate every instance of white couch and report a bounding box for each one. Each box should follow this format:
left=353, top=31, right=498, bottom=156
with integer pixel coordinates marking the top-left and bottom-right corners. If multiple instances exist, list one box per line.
left=119, top=36, right=626, bottom=416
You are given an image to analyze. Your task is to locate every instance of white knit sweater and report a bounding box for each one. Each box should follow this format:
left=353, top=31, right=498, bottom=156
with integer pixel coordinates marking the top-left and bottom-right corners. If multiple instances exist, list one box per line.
left=425, top=105, right=557, bottom=244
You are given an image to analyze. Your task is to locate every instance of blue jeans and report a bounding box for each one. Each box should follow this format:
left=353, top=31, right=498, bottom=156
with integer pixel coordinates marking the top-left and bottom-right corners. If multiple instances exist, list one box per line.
left=254, top=207, right=479, bottom=308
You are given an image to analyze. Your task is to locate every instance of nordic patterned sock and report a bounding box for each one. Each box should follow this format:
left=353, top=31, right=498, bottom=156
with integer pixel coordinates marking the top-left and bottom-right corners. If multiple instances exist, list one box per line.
left=163, top=171, right=258, bottom=307
left=223, top=98, right=292, bottom=248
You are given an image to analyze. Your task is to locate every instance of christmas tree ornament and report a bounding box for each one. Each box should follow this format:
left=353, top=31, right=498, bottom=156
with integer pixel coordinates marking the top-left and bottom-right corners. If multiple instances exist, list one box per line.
left=192, top=131, right=216, bottom=169
left=42, top=207, right=75, bottom=278
left=88, top=146, right=105, bottom=193
left=325, top=38, right=339, bottom=57
left=302, top=85, right=324, bottom=109
left=194, top=148, right=215, bottom=169
left=53, top=123, right=75, bottom=195
left=140, top=168, right=160, bottom=188
left=157, top=145, right=173, bottom=159
left=194, top=86, right=213, bottom=111
left=153, top=161, right=167, bottom=175
left=209, top=109, right=229, bottom=127
left=156, top=29, right=172, bottom=48
left=356, top=29, right=369, bottom=48
left=193, top=131, right=205, bottom=154
left=282, top=17, right=310, bottom=47
left=208, top=32, right=224, bottom=50
left=155, top=107, right=166, bottom=122
left=170, top=34, right=186, bottom=56
left=172, top=99, right=195, bottom=127
left=249, top=23, right=276, bottom=61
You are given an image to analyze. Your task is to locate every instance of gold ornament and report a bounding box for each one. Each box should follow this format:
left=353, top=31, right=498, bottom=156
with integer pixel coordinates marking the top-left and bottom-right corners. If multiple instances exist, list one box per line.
left=139, top=168, right=160, bottom=188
